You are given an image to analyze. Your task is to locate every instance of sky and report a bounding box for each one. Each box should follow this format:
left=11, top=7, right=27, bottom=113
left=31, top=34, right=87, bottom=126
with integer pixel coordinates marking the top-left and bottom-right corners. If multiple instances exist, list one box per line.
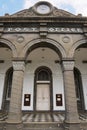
left=0, top=0, right=87, bottom=16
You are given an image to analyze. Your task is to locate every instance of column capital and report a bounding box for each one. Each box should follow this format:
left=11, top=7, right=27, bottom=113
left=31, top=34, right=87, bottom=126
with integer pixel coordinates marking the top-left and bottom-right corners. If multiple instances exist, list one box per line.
left=12, top=61, right=25, bottom=71
left=62, top=60, right=75, bottom=71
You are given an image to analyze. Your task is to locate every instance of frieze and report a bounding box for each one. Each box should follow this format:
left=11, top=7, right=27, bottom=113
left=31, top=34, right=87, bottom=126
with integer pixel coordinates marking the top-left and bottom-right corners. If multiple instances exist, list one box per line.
left=5, top=27, right=38, bottom=32
left=4, top=27, right=83, bottom=33
left=48, top=27, right=83, bottom=33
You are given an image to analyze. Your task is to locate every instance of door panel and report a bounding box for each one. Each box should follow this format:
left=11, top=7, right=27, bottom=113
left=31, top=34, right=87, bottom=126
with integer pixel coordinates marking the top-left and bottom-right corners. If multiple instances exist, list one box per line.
left=36, top=84, right=50, bottom=110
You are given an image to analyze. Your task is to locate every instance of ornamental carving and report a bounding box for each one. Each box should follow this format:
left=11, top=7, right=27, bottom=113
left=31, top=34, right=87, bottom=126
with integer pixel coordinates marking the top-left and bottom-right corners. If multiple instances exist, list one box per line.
left=62, top=36, right=71, bottom=43
left=13, top=8, right=34, bottom=17
left=13, top=61, right=25, bottom=71
left=53, top=9, right=75, bottom=17
left=11, top=2, right=75, bottom=17
left=62, top=61, right=75, bottom=71
left=17, top=36, right=24, bottom=43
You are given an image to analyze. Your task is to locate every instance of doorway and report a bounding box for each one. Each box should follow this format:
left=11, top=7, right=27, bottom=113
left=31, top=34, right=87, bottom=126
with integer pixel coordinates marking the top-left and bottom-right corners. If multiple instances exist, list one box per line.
left=36, top=84, right=50, bottom=110
left=34, top=66, right=53, bottom=111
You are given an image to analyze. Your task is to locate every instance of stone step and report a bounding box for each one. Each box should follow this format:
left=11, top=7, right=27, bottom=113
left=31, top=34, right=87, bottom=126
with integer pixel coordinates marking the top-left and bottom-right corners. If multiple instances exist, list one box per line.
left=23, top=122, right=64, bottom=130
left=0, top=112, right=8, bottom=121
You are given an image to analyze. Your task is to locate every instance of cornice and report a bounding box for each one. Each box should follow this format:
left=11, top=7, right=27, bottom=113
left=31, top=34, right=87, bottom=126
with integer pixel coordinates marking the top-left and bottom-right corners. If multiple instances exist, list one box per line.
left=0, top=16, right=87, bottom=24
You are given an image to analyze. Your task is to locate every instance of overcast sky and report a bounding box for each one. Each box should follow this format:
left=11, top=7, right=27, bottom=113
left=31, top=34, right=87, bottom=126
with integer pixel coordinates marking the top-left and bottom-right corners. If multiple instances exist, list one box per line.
left=0, top=0, right=87, bottom=16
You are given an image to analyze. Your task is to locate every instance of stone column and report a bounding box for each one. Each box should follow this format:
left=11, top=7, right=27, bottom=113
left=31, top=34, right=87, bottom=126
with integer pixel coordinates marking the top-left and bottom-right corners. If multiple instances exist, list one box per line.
left=62, top=60, right=80, bottom=130
left=6, top=61, right=25, bottom=130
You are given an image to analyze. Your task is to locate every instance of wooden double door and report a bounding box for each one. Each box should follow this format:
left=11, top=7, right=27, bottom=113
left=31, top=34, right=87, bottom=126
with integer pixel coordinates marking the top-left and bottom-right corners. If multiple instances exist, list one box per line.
left=36, top=84, right=50, bottom=111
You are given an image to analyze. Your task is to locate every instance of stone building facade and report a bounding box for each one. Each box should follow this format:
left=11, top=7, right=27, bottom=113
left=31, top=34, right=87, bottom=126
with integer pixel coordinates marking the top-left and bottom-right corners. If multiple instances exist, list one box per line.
left=0, top=1, right=87, bottom=130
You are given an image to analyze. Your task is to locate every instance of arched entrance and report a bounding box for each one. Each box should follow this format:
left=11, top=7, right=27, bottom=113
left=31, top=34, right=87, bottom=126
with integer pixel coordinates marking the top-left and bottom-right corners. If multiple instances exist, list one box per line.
left=25, top=40, right=66, bottom=112
left=74, top=67, right=84, bottom=111
left=34, top=67, right=52, bottom=111
left=72, top=41, right=87, bottom=111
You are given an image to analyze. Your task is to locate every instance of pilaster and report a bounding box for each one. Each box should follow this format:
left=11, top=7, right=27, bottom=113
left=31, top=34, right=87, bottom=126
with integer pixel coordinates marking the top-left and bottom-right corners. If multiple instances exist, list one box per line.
left=62, top=60, right=80, bottom=130
left=6, top=61, right=25, bottom=130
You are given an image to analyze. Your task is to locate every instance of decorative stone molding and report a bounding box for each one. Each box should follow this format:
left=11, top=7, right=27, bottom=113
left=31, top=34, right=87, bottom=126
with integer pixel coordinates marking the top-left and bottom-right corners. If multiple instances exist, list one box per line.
left=21, top=38, right=66, bottom=59
left=40, top=23, right=47, bottom=38
left=53, top=9, right=75, bottom=17
left=68, top=39, right=87, bottom=58
left=62, top=36, right=70, bottom=43
left=13, top=61, right=25, bottom=71
left=33, top=1, right=53, bottom=16
left=17, top=36, right=24, bottom=43
left=62, top=60, right=75, bottom=71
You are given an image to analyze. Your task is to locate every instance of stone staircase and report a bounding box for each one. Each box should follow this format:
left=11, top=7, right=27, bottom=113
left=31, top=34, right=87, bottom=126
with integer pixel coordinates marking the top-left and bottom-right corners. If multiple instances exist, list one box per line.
left=22, top=112, right=87, bottom=130
left=0, top=112, right=8, bottom=121
left=22, top=112, right=64, bottom=130
left=0, top=112, right=87, bottom=130
left=22, top=112, right=65, bottom=123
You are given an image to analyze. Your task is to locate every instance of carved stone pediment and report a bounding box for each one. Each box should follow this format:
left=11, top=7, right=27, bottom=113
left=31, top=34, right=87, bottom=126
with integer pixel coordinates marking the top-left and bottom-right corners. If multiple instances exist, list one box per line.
left=53, top=8, right=75, bottom=17
left=11, top=7, right=34, bottom=17
left=11, top=1, right=75, bottom=17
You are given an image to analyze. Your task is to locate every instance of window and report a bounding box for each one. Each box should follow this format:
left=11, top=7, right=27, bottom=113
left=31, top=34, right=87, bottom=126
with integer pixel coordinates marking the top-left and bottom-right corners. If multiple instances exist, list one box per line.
left=37, top=69, right=50, bottom=81
left=5, top=68, right=13, bottom=100
left=74, top=68, right=81, bottom=100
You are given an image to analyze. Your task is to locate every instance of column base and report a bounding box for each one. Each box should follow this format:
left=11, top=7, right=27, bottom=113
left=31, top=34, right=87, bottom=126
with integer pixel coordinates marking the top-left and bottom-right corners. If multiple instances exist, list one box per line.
left=64, top=122, right=81, bottom=130
left=6, top=122, right=23, bottom=130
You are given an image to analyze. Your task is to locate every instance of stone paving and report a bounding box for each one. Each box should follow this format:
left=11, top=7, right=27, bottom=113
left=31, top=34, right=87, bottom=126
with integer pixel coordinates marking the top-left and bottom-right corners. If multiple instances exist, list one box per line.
left=23, top=112, right=87, bottom=123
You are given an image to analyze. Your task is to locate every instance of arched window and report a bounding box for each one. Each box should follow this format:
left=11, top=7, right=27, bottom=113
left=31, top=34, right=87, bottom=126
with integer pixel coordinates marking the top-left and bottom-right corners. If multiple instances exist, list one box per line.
left=74, top=67, right=84, bottom=110
left=5, top=67, right=13, bottom=99
left=3, top=67, right=13, bottom=111
left=36, top=68, right=50, bottom=81
left=74, top=68, right=81, bottom=100
left=6, top=70, right=13, bottom=99
left=37, top=70, right=50, bottom=81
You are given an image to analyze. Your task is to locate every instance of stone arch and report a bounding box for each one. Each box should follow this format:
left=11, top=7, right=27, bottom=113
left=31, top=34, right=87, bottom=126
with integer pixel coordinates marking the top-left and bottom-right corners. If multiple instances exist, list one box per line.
left=69, top=39, right=87, bottom=58
left=0, top=38, right=17, bottom=57
left=21, top=38, right=67, bottom=59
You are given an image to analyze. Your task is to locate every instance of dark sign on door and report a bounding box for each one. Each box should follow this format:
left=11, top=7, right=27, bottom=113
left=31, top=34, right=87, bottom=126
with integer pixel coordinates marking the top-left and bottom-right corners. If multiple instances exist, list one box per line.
left=24, top=94, right=31, bottom=106
left=56, top=94, right=62, bottom=106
